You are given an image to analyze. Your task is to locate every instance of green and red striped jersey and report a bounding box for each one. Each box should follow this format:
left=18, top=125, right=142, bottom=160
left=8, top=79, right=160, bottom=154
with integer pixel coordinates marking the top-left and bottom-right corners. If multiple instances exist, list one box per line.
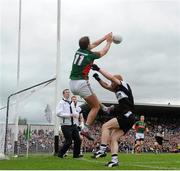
left=70, top=49, right=99, bottom=80
left=135, top=121, right=146, bottom=134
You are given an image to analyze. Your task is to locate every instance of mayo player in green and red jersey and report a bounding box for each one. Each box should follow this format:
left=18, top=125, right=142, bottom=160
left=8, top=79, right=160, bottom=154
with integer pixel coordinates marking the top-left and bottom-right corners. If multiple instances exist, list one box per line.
left=69, top=33, right=113, bottom=140
left=132, top=115, right=149, bottom=153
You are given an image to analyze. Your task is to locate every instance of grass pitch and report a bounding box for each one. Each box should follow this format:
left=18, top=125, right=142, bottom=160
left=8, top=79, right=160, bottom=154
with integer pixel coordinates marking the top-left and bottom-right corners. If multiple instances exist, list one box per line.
left=0, top=153, right=180, bottom=170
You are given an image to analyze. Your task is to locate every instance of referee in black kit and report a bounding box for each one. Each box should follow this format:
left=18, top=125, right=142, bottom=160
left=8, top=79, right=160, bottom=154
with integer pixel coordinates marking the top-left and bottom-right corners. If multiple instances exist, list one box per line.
left=56, top=89, right=82, bottom=158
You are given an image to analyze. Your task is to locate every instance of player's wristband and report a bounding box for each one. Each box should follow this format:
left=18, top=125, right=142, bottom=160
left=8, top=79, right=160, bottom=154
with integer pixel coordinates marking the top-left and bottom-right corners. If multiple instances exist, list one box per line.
left=93, top=73, right=101, bottom=82
left=91, top=64, right=100, bottom=71
left=95, top=76, right=101, bottom=82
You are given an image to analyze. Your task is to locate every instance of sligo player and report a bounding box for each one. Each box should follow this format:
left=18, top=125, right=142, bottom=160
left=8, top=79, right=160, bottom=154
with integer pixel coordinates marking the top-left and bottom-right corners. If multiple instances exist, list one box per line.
left=91, top=64, right=136, bottom=167
left=154, top=125, right=165, bottom=154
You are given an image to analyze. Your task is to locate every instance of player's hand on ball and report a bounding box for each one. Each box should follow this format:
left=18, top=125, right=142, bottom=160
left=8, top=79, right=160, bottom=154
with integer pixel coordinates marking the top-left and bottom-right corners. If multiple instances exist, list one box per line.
left=106, top=32, right=113, bottom=43
left=93, top=73, right=101, bottom=82
left=91, top=64, right=100, bottom=71
left=105, top=32, right=112, bottom=40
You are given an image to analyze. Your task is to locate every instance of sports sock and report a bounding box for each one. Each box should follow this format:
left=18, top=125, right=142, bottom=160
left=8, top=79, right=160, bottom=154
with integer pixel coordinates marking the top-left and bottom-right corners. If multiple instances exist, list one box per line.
left=99, top=144, right=107, bottom=153
left=80, top=147, right=83, bottom=155
left=111, top=154, right=118, bottom=163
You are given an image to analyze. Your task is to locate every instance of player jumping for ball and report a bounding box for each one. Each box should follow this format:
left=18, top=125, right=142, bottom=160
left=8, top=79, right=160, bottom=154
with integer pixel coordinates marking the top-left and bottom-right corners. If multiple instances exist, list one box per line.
left=69, top=33, right=113, bottom=140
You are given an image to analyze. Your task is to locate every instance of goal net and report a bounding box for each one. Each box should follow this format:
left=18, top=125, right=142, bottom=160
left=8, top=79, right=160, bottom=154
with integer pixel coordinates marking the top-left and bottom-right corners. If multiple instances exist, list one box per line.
left=0, top=78, right=56, bottom=158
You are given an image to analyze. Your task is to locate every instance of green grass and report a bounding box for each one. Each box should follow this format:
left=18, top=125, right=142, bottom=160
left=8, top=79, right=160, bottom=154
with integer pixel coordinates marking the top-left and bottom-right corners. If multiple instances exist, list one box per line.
left=0, top=153, right=180, bottom=170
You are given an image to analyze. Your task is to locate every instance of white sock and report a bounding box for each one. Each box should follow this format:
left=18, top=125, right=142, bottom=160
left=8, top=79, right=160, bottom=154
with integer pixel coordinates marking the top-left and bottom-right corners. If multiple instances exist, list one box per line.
left=100, top=144, right=107, bottom=153
left=111, top=154, right=118, bottom=163
left=80, top=148, right=83, bottom=155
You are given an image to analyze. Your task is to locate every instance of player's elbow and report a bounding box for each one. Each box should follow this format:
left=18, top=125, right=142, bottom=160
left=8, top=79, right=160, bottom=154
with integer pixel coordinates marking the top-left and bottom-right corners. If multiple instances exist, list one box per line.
left=101, top=84, right=110, bottom=90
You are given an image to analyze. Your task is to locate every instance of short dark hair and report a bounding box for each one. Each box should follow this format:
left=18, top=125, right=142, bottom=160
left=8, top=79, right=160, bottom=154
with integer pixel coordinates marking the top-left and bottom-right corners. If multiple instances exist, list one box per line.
left=79, top=36, right=90, bottom=50
left=63, top=89, right=69, bottom=95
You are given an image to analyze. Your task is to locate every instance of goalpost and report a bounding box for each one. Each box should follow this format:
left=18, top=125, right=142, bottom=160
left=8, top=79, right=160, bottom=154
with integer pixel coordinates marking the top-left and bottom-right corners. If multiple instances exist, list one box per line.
left=0, top=78, right=56, bottom=158
left=0, top=0, right=62, bottom=159
left=0, top=121, right=6, bottom=159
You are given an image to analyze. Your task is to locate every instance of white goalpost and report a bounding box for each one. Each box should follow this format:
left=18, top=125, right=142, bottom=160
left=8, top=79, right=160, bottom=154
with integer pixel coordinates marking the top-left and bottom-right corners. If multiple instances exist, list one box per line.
left=0, top=0, right=62, bottom=158
left=0, top=123, right=6, bottom=160
left=0, top=106, right=9, bottom=160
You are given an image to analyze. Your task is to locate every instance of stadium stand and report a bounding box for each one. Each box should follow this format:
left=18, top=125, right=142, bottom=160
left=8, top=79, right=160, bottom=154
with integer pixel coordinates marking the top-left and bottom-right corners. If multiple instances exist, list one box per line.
left=5, top=103, right=180, bottom=154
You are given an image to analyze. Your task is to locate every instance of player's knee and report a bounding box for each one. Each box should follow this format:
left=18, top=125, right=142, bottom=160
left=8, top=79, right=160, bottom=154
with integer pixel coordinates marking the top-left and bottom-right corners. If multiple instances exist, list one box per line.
left=102, top=124, right=106, bottom=131
left=93, top=103, right=100, bottom=110
left=102, top=123, right=108, bottom=131
left=91, top=104, right=100, bottom=114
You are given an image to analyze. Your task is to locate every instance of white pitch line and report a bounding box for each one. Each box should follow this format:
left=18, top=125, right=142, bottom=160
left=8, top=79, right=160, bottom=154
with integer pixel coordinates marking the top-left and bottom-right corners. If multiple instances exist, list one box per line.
left=78, top=158, right=105, bottom=164
left=130, top=161, right=180, bottom=164
left=131, top=164, right=179, bottom=170
left=80, top=158, right=180, bottom=170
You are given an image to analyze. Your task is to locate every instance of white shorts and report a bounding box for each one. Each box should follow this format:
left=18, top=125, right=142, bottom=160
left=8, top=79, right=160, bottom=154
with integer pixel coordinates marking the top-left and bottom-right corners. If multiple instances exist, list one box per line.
left=135, top=133, right=144, bottom=140
left=69, top=80, right=94, bottom=98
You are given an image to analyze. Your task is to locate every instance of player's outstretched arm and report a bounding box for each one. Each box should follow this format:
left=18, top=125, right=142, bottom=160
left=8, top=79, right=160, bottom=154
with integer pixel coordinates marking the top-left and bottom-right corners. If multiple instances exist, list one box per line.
left=92, top=64, right=121, bottom=85
left=100, top=68, right=121, bottom=85
left=98, top=41, right=112, bottom=57
left=89, top=32, right=112, bottom=50
left=89, top=36, right=106, bottom=50
left=91, top=33, right=113, bottom=57
left=93, top=73, right=114, bottom=92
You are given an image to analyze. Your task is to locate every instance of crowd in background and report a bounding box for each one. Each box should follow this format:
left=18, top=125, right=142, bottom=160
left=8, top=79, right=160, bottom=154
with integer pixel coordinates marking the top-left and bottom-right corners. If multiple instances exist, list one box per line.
left=7, top=128, right=54, bottom=154
left=83, top=120, right=180, bottom=153
left=6, top=118, right=180, bottom=154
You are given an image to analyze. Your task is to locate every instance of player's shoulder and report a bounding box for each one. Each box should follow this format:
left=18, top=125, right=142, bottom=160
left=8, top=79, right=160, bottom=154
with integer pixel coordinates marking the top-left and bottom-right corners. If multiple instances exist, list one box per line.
left=76, top=49, right=89, bottom=56
left=88, top=50, right=100, bottom=59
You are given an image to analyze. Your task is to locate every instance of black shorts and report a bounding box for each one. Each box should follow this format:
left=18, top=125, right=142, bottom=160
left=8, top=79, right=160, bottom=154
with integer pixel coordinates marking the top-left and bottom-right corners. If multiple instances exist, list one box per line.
left=117, top=114, right=135, bottom=134
left=111, top=105, right=136, bottom=134
left=116, top=112, right=136, bottom=135
left=155, top=136, right=163, bottom=145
